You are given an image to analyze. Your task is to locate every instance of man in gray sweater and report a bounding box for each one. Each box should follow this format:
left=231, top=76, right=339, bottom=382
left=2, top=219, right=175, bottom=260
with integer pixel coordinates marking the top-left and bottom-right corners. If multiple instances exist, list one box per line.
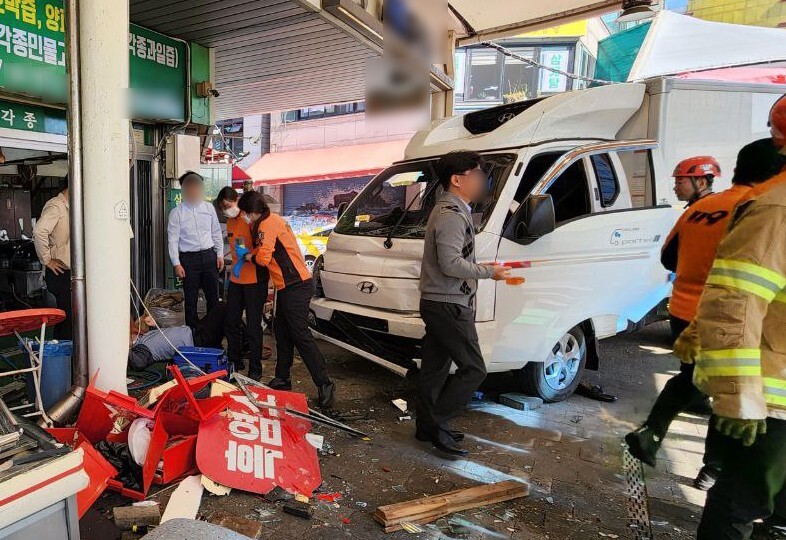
left=416, top=150, right=510, bottom=457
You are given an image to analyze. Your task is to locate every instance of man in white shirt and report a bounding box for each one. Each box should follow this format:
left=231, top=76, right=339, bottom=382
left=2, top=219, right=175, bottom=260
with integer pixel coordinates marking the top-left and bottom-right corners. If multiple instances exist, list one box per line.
left=33, top=177, right=72, bottom=340
left=167, top=171, right=224, bottom=328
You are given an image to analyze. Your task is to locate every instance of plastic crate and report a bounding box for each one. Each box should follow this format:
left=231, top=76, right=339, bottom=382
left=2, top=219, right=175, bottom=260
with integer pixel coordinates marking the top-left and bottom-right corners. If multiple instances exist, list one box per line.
left=171, top=346, right=231, bottom=380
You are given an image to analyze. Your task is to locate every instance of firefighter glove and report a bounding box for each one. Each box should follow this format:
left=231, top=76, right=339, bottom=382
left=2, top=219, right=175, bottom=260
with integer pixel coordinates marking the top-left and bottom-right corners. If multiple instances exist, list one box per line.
left=714, top=416, right=767, bottom=447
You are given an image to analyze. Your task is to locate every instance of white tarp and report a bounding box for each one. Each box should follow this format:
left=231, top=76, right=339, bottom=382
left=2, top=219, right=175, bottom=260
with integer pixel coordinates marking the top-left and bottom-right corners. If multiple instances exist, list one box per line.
left=451, top=0, right=620, bottom=45
left=628, top=11, right=786, bottom=81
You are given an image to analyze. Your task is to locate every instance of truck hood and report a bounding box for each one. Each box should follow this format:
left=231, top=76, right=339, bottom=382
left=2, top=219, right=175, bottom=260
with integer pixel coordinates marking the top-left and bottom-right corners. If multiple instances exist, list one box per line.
left=320, top=233, right=424, bottom=312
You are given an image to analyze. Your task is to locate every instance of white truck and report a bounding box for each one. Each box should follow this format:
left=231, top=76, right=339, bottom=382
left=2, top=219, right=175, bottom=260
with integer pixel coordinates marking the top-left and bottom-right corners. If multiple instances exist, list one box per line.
left=309, top=78, right=786, bottom=402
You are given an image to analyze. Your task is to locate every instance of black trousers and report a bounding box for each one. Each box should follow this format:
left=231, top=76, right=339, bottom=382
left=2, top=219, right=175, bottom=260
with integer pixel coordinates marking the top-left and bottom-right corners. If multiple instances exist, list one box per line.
left=225, top=270, right=268, bottom=374
left=699, top=417, right=786, bottom=539
left=417, top=299, right=487, bottom=435
left=645, top=316, right=707, bottom=438
left=45, top=268, right=72, bottom=340
left=274, top=280, right=330, bottom=387
left=180, top=249, right=219, bottom=329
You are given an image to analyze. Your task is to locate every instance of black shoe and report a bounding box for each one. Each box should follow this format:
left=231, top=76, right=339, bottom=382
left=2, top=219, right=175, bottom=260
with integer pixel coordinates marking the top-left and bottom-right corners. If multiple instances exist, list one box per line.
left=268, top=377, right=292, bottom=391
left=233, top=360, right=246, bottom=371
left=247, top=371, right=262, bottom=381
left=693, top=465, right=719, bottom=491
left=625, top=426, right=660, bottom=467
left=432, top=432, right=468, bottom=458
left=318, top=382, right=335, bottom=409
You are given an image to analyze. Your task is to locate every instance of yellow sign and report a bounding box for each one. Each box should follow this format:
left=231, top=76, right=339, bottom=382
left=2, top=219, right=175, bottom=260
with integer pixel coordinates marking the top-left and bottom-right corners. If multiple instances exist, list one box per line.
left=520, top=20, right=589, bottom=38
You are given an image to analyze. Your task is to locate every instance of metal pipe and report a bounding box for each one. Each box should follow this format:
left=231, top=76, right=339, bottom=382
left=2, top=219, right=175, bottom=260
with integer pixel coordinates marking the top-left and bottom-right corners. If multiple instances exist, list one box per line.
left=47, top=0, right=87, bottom=425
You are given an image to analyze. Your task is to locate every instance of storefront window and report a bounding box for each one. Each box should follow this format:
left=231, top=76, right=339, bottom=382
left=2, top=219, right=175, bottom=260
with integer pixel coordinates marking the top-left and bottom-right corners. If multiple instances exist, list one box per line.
left=502, top=47, right=537, bottom=103
left=467, top=49, right=502, bottom=101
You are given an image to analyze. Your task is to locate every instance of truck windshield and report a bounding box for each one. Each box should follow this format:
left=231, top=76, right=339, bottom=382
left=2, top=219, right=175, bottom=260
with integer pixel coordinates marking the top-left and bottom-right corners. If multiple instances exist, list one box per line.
left=334, top=153, right=516, bottom=238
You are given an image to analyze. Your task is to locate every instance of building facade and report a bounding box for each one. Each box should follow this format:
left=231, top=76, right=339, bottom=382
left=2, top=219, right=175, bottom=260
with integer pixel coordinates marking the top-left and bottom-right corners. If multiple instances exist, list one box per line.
left=454, top=19, right=610, bottom=113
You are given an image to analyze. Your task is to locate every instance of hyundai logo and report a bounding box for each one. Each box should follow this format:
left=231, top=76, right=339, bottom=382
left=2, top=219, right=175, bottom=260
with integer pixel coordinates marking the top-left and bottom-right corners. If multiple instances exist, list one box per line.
left=357, top=281, right=379, bottom=294
left=498, top=112, right=516, bottom=123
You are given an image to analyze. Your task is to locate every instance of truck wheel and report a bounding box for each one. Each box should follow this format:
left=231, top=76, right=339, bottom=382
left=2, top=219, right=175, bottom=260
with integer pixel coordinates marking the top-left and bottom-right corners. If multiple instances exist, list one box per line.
left=518, top=326, right=586, bottom=403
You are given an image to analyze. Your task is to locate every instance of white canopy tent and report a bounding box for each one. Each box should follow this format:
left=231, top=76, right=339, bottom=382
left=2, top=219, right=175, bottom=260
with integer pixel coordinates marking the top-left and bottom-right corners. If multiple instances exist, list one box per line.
left=450, top=0, right=621, bottom=45
left=628, top=11, right=786, bottom=81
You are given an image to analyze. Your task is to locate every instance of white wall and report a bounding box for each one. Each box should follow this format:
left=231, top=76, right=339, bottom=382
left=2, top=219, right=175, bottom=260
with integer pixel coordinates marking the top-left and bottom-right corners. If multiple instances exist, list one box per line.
left=269, top=111, right=416, bottom=153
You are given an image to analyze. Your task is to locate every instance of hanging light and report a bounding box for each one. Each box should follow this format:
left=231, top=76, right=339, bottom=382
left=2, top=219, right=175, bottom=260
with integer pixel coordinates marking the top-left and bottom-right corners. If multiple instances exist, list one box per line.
left=617, top=0, right=658, bottom=23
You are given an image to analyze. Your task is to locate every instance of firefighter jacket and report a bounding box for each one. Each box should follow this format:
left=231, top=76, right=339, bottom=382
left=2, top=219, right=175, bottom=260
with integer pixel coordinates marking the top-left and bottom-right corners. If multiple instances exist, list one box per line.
left=693, top=171, right=786, bottom=420
left=661, top=185, right=752, bottom=322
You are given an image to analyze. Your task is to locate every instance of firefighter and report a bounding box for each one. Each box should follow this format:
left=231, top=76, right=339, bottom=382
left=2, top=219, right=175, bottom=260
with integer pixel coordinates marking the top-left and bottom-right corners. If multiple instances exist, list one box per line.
left=674, top=96, right=786, bottom=539
left=626, top=145, right=785, bottom=490
left=672, top=155, right=719, bottom=205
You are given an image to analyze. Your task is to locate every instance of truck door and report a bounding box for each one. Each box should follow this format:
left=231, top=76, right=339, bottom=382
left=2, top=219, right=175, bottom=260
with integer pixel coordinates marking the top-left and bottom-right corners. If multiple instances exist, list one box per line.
left=492, top=140, right=676, bottom=370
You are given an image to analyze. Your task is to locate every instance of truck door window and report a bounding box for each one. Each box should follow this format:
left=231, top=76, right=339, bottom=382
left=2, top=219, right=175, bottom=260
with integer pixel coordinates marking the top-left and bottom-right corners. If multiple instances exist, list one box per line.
left=616, top=149, right=655, bottom=208
left=591, top=153, right=619, bottom=207
left=513, top=152, right=563, bottom=205
left=545, top=160, right=592, bottom=224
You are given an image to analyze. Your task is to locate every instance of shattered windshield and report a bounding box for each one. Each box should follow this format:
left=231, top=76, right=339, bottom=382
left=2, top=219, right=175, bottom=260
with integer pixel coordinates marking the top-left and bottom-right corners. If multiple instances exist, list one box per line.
left=334, top=153, right=516, bottom=238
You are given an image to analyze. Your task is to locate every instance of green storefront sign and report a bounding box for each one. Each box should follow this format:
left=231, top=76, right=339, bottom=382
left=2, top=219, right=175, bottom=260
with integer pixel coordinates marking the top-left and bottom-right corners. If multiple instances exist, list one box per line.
left=0, top=98, right=66, bottom=134
left=0, top=0, right=188, bottom=121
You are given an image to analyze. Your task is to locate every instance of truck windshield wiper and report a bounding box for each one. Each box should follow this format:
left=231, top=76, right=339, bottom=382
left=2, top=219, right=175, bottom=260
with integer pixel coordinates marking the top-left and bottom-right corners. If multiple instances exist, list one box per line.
left=383, top=181, right=438, bottom=249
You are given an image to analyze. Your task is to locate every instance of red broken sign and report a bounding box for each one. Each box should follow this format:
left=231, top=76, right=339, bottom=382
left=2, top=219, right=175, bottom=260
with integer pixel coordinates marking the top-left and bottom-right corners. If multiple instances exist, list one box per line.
left=196, top=387, right=321, bottom=496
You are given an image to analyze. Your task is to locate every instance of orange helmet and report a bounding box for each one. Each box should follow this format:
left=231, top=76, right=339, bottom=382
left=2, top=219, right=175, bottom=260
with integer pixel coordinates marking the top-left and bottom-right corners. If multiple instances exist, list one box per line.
left=770, top=94, right=786, bottom=150
left=672, top=156, right=721, bottom=179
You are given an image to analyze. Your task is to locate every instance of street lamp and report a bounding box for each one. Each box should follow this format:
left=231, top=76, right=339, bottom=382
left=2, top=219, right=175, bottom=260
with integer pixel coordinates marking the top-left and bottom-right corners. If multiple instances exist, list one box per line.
left=617, top=0, right=658, bottom=23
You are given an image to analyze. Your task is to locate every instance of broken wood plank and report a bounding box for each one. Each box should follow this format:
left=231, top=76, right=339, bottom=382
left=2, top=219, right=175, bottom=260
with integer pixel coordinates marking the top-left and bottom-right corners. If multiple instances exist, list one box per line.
left=209, top=511, right=263, bottom=539
left=113, top=504, right=161, bottom=530
left=375, top=480, right=529, bottom=532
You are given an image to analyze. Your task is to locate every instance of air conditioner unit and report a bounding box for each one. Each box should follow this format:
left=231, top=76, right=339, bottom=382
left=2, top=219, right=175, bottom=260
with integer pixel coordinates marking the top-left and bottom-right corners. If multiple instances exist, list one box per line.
left=164, top=134, right=201, bottom=181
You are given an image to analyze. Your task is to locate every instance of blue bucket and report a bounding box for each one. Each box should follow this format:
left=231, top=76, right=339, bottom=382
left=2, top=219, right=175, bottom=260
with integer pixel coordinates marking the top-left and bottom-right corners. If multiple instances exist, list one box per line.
left=19, top=339, right=72, bottom=411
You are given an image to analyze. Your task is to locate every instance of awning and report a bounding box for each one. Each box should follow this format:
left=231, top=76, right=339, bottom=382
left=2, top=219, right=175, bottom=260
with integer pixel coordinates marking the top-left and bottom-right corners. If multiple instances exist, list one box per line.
left=232, top=165, right=251, bottom=182
left=451, top=0, right=620, bottom=45
left=628, top=11, right=786, bottom=81
left=243, top=140, right=409, bottom=186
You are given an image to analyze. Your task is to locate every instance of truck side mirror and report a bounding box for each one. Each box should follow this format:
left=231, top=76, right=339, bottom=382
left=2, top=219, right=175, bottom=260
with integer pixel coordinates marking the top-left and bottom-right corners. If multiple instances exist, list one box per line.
left=337, top=202, right=348, bottom=220
left=516, top=195, right=556, bottom=240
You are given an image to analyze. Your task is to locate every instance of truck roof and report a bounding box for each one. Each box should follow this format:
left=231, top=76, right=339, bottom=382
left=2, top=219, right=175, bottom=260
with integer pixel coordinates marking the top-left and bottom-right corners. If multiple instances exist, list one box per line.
left=405, top=83, right=647, bottom=160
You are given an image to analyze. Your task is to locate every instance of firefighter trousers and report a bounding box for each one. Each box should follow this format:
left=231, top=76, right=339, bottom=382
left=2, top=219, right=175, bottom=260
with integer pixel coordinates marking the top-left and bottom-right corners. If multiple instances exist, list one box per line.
left=698, top=417, right=786, bottom=539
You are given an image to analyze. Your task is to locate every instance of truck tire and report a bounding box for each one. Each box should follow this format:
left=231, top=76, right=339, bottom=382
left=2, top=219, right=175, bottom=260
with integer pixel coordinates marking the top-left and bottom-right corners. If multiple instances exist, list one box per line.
left=518, top=326, right=587, bottom=403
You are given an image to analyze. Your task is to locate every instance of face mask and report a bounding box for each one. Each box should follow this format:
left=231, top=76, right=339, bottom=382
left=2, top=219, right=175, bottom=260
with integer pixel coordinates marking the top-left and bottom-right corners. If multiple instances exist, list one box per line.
left=224, top=206, right=240, bottom=219
left=241, top=213, right=252, bottom=225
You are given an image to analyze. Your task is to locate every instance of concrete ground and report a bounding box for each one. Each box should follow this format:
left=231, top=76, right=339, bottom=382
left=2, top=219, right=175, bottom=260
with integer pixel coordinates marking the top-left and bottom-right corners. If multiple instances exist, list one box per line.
left=83, top=321, right=708, bottom=540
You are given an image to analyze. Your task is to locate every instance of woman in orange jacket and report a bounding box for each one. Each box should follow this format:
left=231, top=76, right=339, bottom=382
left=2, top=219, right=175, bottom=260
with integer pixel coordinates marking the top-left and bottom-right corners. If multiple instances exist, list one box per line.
left=238, top=191, right=335, bottom=409
left=216, top=187, right=269, bottom=379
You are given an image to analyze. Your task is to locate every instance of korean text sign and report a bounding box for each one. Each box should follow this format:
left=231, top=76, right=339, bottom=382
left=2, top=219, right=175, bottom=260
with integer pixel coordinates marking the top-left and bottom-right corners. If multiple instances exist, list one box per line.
left=196, top=388, right=322, bottom=496
left=0, top=0, right=188, bottom=121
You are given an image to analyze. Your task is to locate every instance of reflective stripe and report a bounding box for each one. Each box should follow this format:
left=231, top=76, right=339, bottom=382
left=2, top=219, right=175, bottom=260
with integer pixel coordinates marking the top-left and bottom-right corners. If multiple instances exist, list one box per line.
left=764, top=377, right=786, bottom=390
left=765, top=393, right=786, bottom=407
left=710, top=267, right=784, bottom=294
left=698, top=349, right=761, bottom=377
left=713, top=259, right=786, bottom=288
left=775, top=291, right=786, bottom=304
left=706, top=275, right=778, bottom=301
left=700, top=366, right=762, bottom=377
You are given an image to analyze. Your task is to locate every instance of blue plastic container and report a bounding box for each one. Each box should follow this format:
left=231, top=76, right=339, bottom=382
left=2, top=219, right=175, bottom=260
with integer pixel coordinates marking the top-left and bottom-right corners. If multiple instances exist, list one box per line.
left=19, top=339, right=72, bottom=411
left=172, top=346, right=231, bottom=380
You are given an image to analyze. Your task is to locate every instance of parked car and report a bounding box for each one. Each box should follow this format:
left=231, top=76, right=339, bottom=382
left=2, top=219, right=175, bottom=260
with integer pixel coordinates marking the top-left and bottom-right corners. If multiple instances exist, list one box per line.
left=297, top=226, right=333, bottom=271
left=310, top=78, right=785, bottom=402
